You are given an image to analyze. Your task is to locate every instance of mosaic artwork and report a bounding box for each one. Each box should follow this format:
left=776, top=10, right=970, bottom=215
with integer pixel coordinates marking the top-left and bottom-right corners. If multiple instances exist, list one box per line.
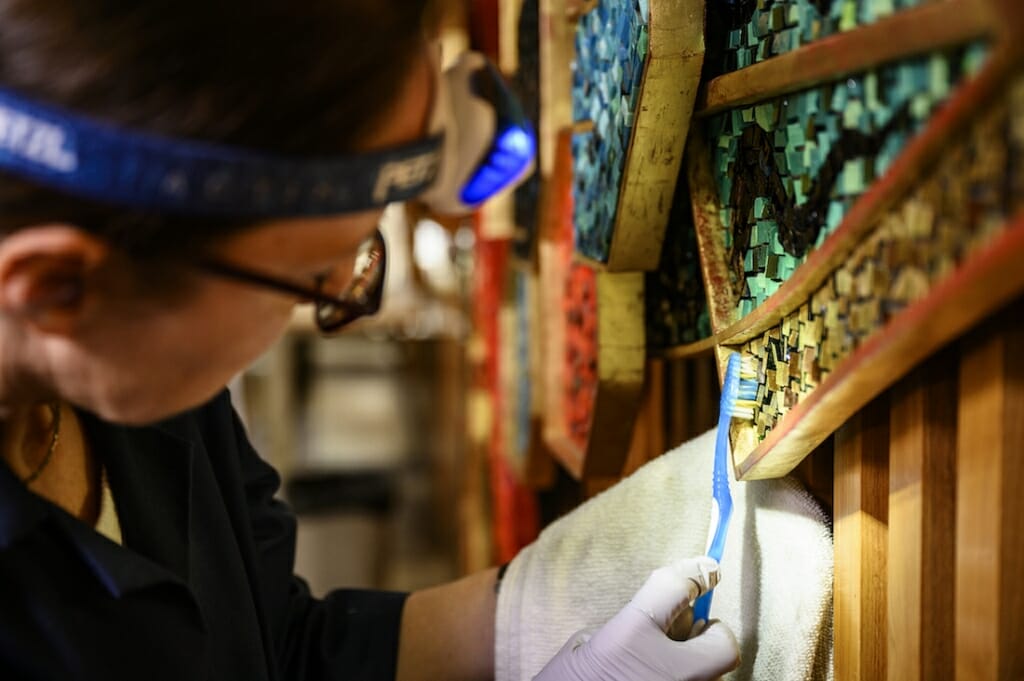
left=564, top=263, right=599, bottom=451
left=709, top=43, right=988, bottom=316
left=735, top=83, right=1023, bottom=442
left=646, top=176, right=711, bottom=348
left=571, top=0, right=649, bottom=262
left=706, top=0, right=931, bottom=77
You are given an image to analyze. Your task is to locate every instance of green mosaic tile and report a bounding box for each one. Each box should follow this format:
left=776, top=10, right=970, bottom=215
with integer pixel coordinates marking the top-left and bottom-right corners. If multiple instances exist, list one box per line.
left=707, top=0, right=933, bottom=77
left=709, top=43, right=989, bottom=317
left=739, top=87, right=1023, bottom=442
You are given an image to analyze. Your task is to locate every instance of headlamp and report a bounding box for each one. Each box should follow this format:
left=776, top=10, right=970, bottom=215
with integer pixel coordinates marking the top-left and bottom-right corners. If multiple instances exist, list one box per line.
left=419, top=51, right=536, bottom=214
left=0, top=51, right=535, bottom=217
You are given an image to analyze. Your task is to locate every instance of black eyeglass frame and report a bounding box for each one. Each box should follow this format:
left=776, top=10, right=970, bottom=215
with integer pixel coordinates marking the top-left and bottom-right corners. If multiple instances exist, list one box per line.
left=195, top=229, right=387, bottom=333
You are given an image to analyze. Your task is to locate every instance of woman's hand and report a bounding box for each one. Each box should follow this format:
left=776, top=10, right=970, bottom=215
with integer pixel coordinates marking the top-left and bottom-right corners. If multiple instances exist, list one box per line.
left=533, top=557, right=739, bottom=681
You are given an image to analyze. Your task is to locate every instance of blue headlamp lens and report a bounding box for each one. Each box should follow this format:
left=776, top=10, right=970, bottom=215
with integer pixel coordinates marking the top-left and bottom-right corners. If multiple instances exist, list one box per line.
left=461, top=124, right=535, bottom=206
left=458, top=59, right=536, bottom=206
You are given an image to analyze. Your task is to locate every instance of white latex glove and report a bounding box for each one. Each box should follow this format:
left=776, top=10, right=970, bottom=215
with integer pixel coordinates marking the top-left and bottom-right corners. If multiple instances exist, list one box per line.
left=533, top=557, right=739, bottom=681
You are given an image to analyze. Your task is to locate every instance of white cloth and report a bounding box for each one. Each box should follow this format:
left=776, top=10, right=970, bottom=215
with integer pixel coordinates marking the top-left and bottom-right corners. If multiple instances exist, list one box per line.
left=496, top=429, right=833, bottom=681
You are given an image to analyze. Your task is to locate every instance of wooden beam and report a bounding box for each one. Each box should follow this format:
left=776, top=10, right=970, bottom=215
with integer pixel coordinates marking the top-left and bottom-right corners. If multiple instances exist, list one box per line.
left=538, top=0, right=574, bottom=176
left=834, top=397, right=890, bottom=681
left=686, top=134, right=739, bottom=333
left=582, top=270, right=646, bottom=478
left=460, top=388, right=496, bottom=574
left=696, top=0, right=995, bottom=117
left=955, top=303, right=1024, bottom=680
left=607, top=0, right=705, bottom=272
left=649, top=334, right=718, bottom=360
left=538, top=129, right=575, bottom=476
left=523, top=266, right=557, bottom=489
left=887, top=351, right=957, bottom=681
left=498, top=0, right=525, bottom=73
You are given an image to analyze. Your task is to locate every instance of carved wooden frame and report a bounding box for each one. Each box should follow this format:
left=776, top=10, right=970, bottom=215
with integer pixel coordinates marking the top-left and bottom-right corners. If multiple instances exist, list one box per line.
left=685, top=0, right=1024, bottom=479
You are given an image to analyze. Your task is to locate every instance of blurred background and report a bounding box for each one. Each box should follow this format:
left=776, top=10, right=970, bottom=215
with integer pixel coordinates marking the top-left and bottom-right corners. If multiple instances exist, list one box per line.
left=230, top=0, right=769, bottom=595
left=235, top=201, right=480, bottom=594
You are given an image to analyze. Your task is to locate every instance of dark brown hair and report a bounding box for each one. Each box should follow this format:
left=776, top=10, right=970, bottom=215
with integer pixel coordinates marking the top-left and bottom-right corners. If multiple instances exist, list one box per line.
left=0, top=0, right=431, bottom=255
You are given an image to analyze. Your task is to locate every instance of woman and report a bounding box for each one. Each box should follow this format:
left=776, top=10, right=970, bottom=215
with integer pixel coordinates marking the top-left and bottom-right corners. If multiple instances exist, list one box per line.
left=0, top=1, right=738, bottom=679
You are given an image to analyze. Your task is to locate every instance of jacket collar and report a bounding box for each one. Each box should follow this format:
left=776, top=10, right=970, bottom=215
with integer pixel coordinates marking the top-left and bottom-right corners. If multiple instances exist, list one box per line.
left=0, top=410, right=197, bottom=599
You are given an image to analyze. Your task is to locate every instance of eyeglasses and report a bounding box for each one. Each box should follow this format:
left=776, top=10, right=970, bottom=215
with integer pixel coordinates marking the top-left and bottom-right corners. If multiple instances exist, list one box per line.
left=195, top=229, right=387, bottom=334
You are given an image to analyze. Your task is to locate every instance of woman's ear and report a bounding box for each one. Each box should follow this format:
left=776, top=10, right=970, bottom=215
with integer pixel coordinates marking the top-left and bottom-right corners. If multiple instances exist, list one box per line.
left=0, top=224, right=109, bottom=335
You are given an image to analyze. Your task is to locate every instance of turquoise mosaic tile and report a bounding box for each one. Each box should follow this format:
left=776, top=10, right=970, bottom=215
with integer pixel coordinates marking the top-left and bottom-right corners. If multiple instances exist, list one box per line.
left=708, top=0, right=932, bottom=77
left=572, top=0, right=650, bottom=262
left=709, top=43, right=988, bottom=316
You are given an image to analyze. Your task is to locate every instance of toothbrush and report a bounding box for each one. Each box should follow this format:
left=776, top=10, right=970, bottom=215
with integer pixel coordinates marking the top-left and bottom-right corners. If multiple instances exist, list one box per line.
left=691, top=351, right=758, bottom=625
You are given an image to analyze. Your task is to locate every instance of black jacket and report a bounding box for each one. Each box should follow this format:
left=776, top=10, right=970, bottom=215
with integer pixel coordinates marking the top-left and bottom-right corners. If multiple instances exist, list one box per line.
left=0, top=391, right=406, bottom=680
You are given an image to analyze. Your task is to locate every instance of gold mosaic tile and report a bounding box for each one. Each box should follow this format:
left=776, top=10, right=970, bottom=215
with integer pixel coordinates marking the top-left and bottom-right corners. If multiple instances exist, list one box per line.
left=735, top=81, right=1023, bottom=443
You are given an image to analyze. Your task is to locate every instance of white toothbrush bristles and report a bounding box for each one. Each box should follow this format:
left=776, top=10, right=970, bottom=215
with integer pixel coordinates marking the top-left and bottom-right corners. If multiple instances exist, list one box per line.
left=729, top=354, right=760, bottom=421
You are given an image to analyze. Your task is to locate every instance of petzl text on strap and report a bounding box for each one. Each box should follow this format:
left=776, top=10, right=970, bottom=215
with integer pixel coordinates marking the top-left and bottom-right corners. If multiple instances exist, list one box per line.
left=0, top=87, right=443, bottom=217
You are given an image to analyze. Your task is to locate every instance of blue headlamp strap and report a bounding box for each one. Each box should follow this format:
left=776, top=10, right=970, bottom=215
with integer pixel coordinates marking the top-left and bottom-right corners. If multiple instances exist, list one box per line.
left=0, top=87, right=444, bottom=217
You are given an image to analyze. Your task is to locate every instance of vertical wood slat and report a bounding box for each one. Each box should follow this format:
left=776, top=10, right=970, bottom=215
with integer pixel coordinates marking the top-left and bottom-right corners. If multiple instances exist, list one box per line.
left=666, top=358, right=690, bottom=448
left=646, top=359, right=665, bottom=462
left=834, top=398, right=889, bottom=681
left=887, top=351, right=957, bottom=681
left=692, top=355, right=717, bottom=433
left=956, top=308, right=1024, bottom=680
left=621, top=359, right=666, bottom=477
left=664, top=355, right=723, bottom=450
left=537, top=0, right=574, bottom=177
left=792, top=437, right=835, bottom=518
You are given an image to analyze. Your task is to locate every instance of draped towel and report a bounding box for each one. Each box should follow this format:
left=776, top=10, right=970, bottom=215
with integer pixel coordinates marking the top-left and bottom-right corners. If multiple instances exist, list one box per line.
left=496, top=429, right=834, bottom=681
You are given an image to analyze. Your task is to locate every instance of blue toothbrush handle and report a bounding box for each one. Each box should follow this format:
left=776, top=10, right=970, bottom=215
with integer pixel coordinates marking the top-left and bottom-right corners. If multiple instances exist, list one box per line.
left=692, top=590, right=713, bottom=624
left=691, top=353, right=740, bottom=628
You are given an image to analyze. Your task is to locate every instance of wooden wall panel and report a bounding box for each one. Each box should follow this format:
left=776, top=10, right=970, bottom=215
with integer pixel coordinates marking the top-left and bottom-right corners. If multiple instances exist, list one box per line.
left=620, top=358, right=666, bottom=478
left=666, top=359, right=691, bottom=448
left=834, top=398, right=889, bottom=681
left=662, top=354, right=719, bottom=450
left=955, top=306, right=1024, bottom=680
left=887, top=351, right=957, bottom=681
